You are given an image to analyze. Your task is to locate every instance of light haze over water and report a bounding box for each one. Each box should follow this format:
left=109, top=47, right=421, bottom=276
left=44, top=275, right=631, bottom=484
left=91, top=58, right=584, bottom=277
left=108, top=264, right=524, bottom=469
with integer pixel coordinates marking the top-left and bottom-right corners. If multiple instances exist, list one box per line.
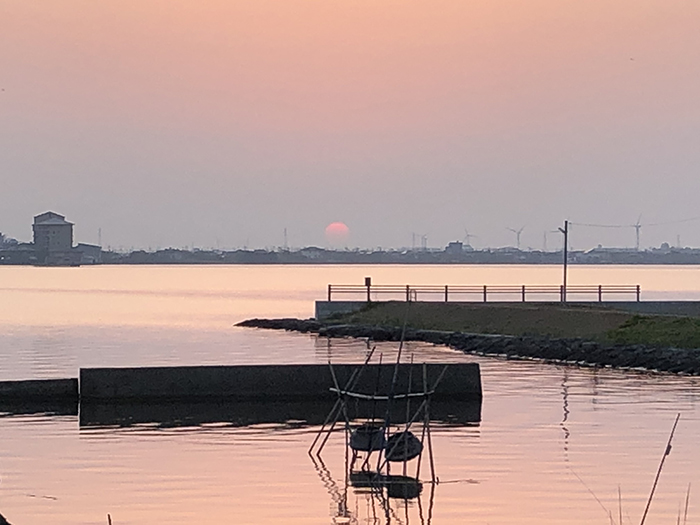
left=2, top=1, right=700, bottom=249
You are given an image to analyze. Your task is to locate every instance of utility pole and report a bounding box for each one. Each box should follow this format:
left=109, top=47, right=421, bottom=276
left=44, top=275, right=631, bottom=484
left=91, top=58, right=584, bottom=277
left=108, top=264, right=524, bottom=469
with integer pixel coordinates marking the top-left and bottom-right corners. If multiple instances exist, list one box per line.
left=558, top=220, right=569, bottom=302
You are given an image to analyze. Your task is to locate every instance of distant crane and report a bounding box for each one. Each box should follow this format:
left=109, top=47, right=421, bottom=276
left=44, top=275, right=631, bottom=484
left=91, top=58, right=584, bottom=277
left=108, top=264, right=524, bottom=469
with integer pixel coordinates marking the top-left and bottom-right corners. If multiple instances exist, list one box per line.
left=507, top=226, right=525, bottom=250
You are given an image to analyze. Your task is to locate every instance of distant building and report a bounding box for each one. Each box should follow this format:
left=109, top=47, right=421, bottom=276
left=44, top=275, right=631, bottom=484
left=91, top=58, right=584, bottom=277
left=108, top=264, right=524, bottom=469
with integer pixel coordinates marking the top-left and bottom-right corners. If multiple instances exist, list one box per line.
left=75, top=243, right=102, bottom=264
left=445, top=241, right=464, bottom=254
left=32, top=211, right=80, bottom=266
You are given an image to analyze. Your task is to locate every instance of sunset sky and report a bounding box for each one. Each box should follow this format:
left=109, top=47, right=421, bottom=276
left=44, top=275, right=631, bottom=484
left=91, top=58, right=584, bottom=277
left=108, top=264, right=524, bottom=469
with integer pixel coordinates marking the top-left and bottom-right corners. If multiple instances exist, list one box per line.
left=2, top=1, right=700, bottom=250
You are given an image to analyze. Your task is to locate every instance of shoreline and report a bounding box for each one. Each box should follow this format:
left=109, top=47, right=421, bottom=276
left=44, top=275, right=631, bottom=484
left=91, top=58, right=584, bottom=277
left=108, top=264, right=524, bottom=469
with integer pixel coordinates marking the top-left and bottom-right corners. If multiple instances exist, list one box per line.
left=237, top=317, right=700, bottom=376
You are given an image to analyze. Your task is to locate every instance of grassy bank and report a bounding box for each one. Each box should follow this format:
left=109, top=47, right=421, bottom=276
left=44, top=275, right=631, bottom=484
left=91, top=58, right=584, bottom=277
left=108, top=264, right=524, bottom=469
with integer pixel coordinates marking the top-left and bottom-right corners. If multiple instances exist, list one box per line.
left=333, top=301, right=700, bottom=349
left=608, top=315, right=700, bottom=348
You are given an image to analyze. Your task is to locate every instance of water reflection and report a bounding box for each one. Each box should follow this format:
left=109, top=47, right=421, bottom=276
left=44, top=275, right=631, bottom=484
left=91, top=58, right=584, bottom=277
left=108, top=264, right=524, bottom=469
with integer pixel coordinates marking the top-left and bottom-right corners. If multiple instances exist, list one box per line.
left=561, top=369, right=570, bottom=457
left=78, top=399, right=480, bottom=430
left=0, top=399, right=78, bottom=418
left=311, top=453, right=438, bottom=525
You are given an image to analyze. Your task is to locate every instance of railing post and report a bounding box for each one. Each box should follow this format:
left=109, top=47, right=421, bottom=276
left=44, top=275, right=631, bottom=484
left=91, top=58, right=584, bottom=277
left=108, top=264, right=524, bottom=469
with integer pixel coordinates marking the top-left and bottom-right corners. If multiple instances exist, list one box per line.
left=483, top=285, right=487, bottom=303
left=328, top=284, right=332, bottom=302
left=444, top=285, right=449, bottom=302
left=636, top=285, right=641, bottom=302
left=598, top=285, right=602, bottom=302
left=364, top=277, right=372, bottom=302
left=560, top=285, right=564, bottom=302
left=521, top=285, right=526, bottom=302
left=406, top=285, right=410, bottom=302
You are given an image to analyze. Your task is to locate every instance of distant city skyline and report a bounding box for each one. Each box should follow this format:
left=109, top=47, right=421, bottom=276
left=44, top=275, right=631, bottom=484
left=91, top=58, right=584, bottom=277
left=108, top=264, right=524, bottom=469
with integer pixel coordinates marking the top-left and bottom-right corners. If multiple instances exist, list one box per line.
left=2, top=1, right=699, bottom=251
left=3, top=210, right=700, bottom=252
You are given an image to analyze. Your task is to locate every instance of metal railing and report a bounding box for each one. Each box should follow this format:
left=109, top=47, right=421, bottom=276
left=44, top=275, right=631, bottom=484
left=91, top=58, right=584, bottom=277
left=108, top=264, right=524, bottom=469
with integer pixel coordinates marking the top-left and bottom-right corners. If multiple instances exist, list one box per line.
left=327, top=284, right=641, bottom=303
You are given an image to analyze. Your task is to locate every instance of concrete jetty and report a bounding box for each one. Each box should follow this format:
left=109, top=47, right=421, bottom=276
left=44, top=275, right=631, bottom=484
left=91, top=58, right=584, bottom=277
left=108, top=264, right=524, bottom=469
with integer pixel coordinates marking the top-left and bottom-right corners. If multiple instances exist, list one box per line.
left=315, top=300, right=700, bottom=320
left=80, top=363, right=481, bottom=402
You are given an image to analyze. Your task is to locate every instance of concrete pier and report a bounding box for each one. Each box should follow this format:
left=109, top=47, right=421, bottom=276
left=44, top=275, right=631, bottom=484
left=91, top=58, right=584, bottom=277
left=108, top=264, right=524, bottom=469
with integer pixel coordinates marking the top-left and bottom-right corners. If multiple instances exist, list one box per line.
left=80, top=363, right=482, bottom=402
left=315, top=300, right=700, bottom=320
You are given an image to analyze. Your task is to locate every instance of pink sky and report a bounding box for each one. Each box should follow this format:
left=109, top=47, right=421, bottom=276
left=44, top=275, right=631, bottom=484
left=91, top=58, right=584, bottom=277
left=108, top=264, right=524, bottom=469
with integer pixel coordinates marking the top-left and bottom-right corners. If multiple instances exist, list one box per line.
left=2, top=1, right=700, bottom=249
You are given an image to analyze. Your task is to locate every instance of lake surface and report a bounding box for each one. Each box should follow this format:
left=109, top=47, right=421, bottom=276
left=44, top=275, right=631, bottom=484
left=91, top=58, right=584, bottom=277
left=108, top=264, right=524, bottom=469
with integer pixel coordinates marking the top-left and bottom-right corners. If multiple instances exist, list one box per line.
left=1, top=265, right=699, bottom=524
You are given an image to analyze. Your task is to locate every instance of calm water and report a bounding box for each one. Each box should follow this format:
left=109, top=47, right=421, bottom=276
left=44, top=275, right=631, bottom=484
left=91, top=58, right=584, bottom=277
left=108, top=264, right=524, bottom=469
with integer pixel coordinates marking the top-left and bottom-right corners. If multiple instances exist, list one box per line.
left=1, top=265, right=700, bottom=524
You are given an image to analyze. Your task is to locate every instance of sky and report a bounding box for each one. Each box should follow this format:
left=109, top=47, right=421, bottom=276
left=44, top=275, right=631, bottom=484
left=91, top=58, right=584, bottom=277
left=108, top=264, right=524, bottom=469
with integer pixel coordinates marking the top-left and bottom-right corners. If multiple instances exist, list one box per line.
left=2, top=0, right=700, bottom=251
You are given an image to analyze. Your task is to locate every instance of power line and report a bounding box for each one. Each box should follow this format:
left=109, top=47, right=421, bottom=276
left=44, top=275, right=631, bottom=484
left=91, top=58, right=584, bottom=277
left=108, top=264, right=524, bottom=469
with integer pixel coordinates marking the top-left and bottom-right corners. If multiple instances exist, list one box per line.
left=572, top=216, right=700, bottom=229
left=570, top=222, right=629, bottom=229
left=644, top=216, right=700, bottom=227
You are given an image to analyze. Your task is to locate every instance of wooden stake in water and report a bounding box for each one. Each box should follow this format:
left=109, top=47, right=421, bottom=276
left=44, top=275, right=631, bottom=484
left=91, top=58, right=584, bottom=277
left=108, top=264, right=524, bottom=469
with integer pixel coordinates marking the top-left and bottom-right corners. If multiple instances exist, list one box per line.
left=639, top=413, right=681, bottom=525
left=619, top=485, right=623, bottom=525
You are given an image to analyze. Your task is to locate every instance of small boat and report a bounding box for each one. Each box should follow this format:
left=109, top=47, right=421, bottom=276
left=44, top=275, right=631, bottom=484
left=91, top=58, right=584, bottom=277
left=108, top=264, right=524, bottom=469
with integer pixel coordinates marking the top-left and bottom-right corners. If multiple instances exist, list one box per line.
left=385, top=431, right=423, bottom=462
left=350, top=424, right=386, bottom=452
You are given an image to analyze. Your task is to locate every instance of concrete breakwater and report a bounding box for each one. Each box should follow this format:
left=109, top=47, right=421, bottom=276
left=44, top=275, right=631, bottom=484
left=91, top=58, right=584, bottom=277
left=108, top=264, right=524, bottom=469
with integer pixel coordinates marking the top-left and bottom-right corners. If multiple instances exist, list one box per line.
left=1, top=363, right=481, bottom=422
left=238, top=318, right=700, bottom=375
left=0, top=378, right=79, bottom=416
left=80, top=363, right=481, bottom=401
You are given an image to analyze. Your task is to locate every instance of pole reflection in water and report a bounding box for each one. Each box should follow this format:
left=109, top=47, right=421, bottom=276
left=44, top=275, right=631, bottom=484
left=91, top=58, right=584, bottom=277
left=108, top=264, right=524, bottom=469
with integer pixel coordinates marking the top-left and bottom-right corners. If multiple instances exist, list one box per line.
left=561, top=369, right=570, bottom=459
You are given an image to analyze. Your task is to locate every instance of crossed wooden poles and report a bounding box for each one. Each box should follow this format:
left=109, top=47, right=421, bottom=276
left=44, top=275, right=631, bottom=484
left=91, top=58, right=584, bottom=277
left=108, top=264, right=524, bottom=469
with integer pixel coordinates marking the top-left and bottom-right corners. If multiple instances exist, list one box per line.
left=308, top=345, right=449, bottom=488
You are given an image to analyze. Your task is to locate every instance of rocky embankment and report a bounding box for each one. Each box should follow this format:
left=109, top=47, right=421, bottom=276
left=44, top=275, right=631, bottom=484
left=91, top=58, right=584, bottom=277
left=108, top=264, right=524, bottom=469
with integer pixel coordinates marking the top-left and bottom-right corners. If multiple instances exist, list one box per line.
left=237, top=318, right=700, bottom=375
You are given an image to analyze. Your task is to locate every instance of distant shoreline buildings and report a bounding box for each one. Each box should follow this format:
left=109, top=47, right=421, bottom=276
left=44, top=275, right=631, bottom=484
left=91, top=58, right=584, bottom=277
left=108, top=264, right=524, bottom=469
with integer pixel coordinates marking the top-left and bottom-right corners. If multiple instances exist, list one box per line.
left=0, top=211, right=101, bottom=266
left=2, top=213, right=700, bottom=266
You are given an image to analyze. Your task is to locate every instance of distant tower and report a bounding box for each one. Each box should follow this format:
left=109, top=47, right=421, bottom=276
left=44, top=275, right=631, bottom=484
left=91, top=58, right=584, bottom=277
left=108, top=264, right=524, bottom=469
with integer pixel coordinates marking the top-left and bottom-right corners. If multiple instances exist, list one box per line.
left=463, top=229, right=477, bottom=248
left=33, top=211, right=74, bottom=262
left=634, top=219, right=642, bottom=251
left=507, top=226, right=525, bottom=250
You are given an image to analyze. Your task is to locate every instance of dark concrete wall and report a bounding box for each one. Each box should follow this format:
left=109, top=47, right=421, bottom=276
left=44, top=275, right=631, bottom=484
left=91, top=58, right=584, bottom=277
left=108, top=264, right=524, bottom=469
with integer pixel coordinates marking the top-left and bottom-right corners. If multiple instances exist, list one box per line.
left=0, top=378, right=78, bottom=401
left=80, top=363, right=482, bottom=402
